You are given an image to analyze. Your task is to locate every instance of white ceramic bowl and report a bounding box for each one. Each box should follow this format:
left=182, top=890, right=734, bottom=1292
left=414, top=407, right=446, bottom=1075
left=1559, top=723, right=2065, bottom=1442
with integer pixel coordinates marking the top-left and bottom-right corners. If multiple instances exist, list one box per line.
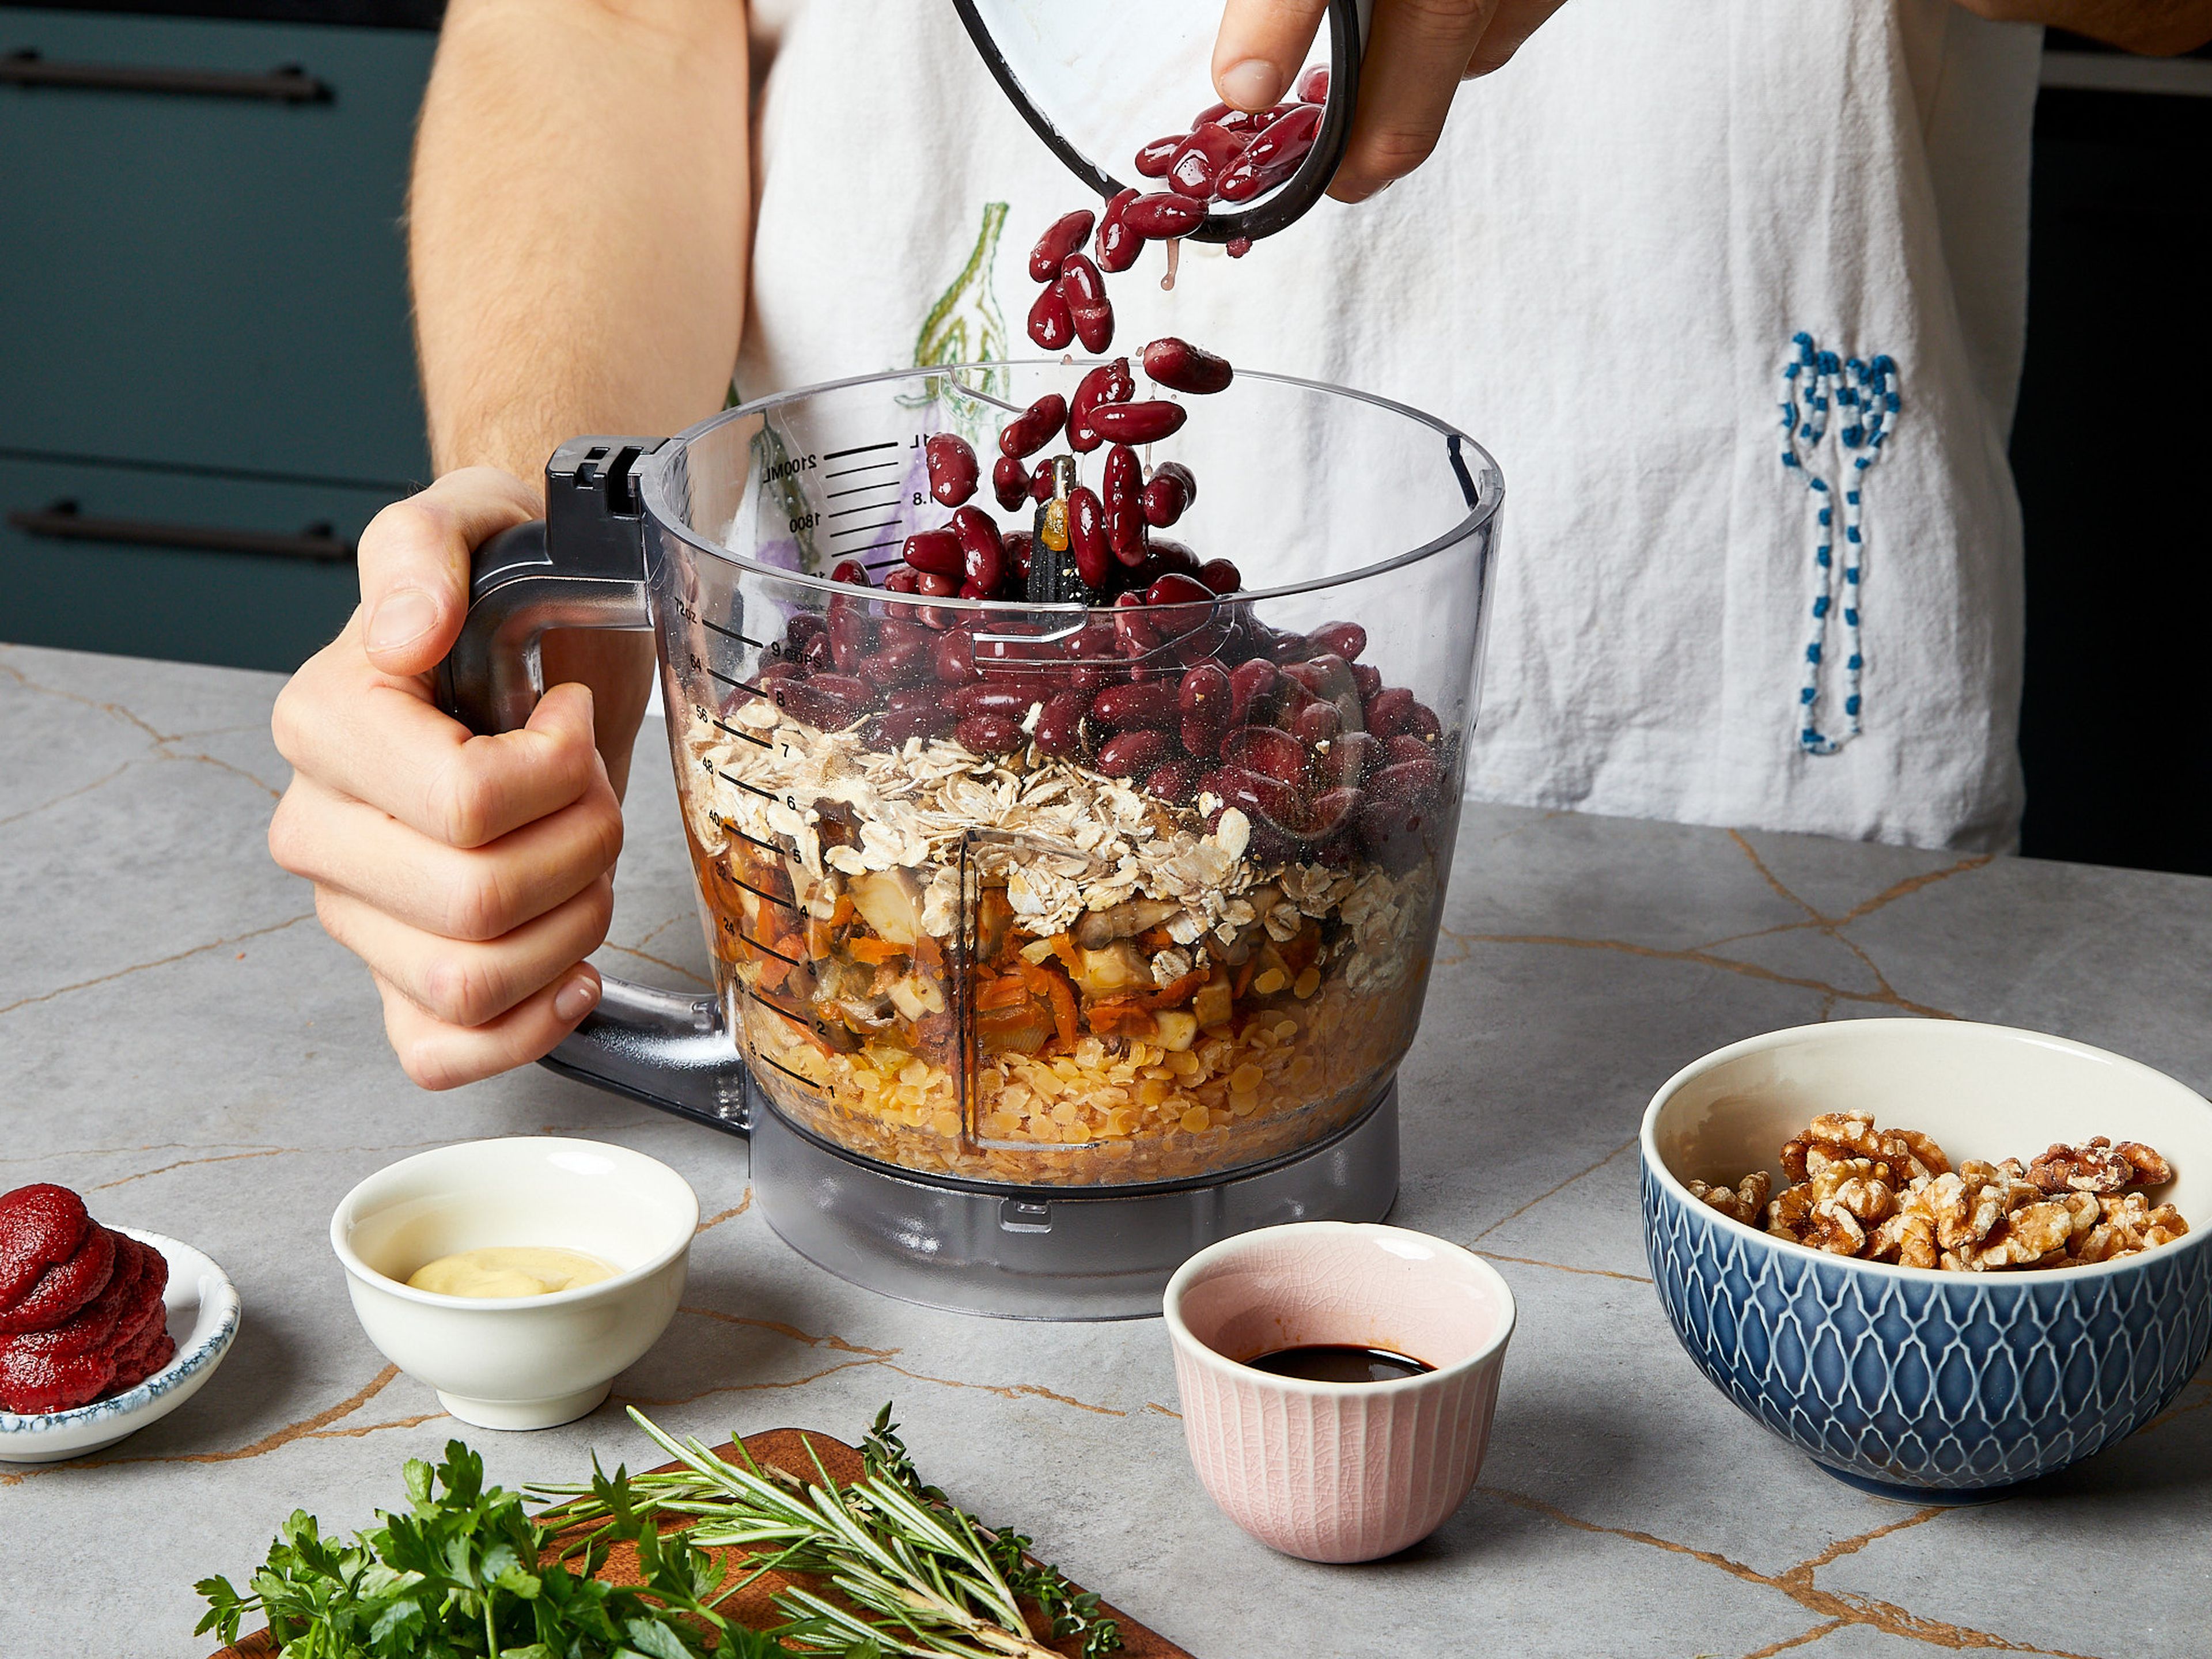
left=331, top=1138, right=696, bottom=1430
left=0, top=1228, right=241, bottom=1463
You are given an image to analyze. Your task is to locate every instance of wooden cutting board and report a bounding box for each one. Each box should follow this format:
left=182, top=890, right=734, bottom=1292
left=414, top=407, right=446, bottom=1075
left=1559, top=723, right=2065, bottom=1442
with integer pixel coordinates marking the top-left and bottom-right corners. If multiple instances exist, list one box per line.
left=211, top=1427, right=1191, bottom=1658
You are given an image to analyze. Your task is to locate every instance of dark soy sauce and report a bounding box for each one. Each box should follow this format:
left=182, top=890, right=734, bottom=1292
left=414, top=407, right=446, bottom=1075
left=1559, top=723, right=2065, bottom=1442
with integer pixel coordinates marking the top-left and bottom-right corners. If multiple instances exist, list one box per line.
left=1243, top=1344, right=1435, bottom=1384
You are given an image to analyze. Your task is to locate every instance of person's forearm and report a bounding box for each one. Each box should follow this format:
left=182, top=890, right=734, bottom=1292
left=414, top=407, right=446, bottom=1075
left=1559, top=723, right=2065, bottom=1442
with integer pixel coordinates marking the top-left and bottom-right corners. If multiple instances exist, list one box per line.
left=411, top=0, right=749, bottom=484
left=1952, top=0, right=2212, bottom=54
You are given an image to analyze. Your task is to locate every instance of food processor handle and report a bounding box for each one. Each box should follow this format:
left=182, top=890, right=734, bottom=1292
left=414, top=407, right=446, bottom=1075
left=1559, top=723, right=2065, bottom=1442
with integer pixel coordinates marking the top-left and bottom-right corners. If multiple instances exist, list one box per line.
left=433, top=437, right=754, bottom=1137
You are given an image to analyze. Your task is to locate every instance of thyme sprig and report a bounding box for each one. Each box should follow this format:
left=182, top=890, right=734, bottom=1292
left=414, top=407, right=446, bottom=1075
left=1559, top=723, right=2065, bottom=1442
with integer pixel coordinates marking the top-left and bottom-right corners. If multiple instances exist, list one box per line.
left=532, top=1405, right=1120, bottom=1659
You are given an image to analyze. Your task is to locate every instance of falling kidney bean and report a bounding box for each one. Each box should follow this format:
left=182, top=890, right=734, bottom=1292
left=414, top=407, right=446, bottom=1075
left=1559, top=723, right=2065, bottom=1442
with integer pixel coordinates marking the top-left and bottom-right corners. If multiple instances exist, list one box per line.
left=998, top=393, right=1068, bottom=459
left=951, top=505, right=1003, bottom=592
left=1141, top=469, right=1190, bottom=529
left=1226, top=236, right=1252, bottom=259
left=991, top=453, right=1029, bottom=511
left=1134, top=134, right=1183, bottom=177
left=923, top=433, right=979, bottom=507
left=1217, top=104, right=1323, bottom=202
left=1069, top=357, right=1132, bottom=452
left=1196, top=557, right=1241, bottom=594
left=1056, top=255, right=1105, bottom=307
left=1089, top=400, right=1188, bottom=444
left=1095, top=187, right=1143, bottom=273
left=1029, top=460, right=1056, bottom=501
left=1142, top=338, right=1234, bottom=395
left=902, top=527, right=963, bottom=578
left=1027, top=283, right=1074, bottom=350
left=1066, top=485, right=1111, bottom=590
left=1067, top=292, right=1115, bottom=354
left=1143, top=570, right=1215, bottom=609
left=1002, top=529, right=1033, bottom=583
left=1028, top=209, right=1096, bottom=282
left=1294, top=64, right=1330, bottom=103
left=1167, top=123, right=1247, bottom=199
left=1121, top=191, right=1207, bottom=238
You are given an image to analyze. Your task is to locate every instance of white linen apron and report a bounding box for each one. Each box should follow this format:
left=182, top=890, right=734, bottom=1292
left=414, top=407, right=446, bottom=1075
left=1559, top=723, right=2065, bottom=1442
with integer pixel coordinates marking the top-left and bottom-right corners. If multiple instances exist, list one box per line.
left=737, top=0, right=2042, bottom=851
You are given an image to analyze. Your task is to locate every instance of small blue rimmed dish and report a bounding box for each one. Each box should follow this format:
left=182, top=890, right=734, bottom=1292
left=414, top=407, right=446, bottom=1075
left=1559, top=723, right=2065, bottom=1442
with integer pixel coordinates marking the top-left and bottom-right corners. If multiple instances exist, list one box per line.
left=0, top=1228, right=241, bottom=1463
left=1641, top=1020, right=2212, bottom=1503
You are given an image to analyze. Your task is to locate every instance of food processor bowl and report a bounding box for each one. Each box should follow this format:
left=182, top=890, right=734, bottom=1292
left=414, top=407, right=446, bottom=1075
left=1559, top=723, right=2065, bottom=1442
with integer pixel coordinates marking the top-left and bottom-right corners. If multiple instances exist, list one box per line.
left=439, top=361, right=1501, bottom=1316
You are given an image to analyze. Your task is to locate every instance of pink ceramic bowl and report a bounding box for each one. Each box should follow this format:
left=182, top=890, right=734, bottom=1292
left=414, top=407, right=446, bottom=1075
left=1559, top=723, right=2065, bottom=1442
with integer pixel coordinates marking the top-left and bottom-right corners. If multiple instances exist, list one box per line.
left=1163, top=1222, right=1515, bottom=1563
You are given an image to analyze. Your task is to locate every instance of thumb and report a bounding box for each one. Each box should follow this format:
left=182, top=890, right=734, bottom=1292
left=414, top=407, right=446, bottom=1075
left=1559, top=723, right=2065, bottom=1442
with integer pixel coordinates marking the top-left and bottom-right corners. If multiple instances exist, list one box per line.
left=359, top=466, right=540, bottom=679
left=1213, top=0, right=1330, bottom=111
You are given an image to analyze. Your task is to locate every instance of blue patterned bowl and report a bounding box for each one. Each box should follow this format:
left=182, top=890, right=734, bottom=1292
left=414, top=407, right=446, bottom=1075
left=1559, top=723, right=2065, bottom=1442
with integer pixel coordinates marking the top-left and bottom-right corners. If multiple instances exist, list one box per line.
left=1641, top=1020, right=2212, bottom=1501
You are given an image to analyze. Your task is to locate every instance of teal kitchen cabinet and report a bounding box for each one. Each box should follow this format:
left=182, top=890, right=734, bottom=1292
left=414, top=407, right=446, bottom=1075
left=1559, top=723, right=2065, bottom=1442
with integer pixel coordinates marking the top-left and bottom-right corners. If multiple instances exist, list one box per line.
left=1, top=6, right=436, bottom=670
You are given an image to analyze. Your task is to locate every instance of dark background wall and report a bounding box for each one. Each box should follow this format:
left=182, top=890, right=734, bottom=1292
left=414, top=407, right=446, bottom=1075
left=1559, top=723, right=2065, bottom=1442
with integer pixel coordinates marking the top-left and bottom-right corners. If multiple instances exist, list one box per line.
left=2, top=8, right=2207, bottom=874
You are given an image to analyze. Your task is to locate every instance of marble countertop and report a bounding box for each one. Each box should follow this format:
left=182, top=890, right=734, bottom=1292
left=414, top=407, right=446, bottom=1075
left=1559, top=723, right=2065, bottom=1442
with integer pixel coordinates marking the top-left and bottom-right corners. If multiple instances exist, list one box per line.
left=5, top=641, right=2209, bottom=1658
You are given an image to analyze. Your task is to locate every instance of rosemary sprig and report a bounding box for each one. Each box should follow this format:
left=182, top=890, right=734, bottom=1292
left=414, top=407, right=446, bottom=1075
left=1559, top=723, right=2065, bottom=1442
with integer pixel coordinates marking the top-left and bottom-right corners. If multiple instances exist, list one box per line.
left=532, top=1404, right=1120, bottom=1659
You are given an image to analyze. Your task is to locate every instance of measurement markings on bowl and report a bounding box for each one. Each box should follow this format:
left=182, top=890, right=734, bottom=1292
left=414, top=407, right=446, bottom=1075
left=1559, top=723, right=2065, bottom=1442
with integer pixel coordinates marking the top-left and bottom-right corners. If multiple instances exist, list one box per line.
left=704, top=808, right=783, bottom=859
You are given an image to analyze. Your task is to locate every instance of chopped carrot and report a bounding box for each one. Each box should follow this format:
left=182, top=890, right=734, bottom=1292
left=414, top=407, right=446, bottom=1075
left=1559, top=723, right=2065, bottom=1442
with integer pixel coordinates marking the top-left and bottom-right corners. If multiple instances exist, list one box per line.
left=1233, top=956, right=1259, bottom=998
left=756, top=956, right=793, bottom=993
left=829, top=893, right=854, bottom=929
left=1046, top=932, right=1083, bottom=976
left=1089, top=1003, right=1160, bottom=1039
left=1279, top=923, right=1321, bottom=975
left=978, top=972, right=1032, bottom=1010
left=914, top=933, right=945, bottom=975
left=848, top=936, right=909, bottom=965
left=1137, top=927, right=1176, bottom=954
left=1020, top=958, right=1080, bottom=1048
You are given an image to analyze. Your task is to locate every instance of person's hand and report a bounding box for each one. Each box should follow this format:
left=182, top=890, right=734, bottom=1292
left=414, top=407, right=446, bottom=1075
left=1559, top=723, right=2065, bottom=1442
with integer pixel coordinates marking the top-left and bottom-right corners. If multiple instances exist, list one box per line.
left=1212, top=0, right=1570, bottom=202
left=268, top=467, right=625, bottom=1089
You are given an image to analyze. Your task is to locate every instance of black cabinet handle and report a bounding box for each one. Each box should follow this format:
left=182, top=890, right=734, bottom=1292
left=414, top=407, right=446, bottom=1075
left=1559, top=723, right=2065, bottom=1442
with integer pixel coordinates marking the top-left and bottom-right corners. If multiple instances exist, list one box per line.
left=2, top=50, right=331, bottom=103
left=9, top=500, right=356, bottom=562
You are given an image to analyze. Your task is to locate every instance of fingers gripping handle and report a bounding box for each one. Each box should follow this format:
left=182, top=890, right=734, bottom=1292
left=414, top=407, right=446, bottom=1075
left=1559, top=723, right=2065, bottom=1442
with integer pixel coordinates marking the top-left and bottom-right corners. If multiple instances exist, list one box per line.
left=434, top=437, right=754, bottom=1137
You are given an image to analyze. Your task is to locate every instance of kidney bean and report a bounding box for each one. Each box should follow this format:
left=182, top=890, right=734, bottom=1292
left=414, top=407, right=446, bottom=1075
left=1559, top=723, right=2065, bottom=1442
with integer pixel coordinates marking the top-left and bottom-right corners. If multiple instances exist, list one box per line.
left=801, top=630, right=835, bottom=676
left=1028, top=209, right=1095, bottom=282
left=1408, top=701, right=1442, bottom=745
left=1111, top=592, right=1164, bottom=654
left=999, top=393, right=1068, bottom=460
left=945, top=680, right=1050, bottom=722
left=1213, top=764, right=1303, bottom=827
left=901, top=527, right=962, bottom=578
left=1226, top=237, right=1252, bottom=258
left=1228, top=657, right=1279, bottom=725
left=1308, top=620, right=1366, bottom=661
left=858, top=634, right=934, bottom=688
left=1137, top=537, right=1198, bottom=581
left=1294, top=64, right=1330, bottom=103
left=1027, top=283, right=1074, bottom=350
left=1069, top=295, right=1115, bottom=354
left=1122, top=191, right=1207, bottom=238
left=1144, top=759, right=1200, bottom=803
left=1176, top=713, right=1222, bottom=760
left=1306, top=783, right=1363, bottom=839
left=1368, top=752, right=1441, bottom=804
left=1145, top=570, right=1215, bottom=609
left=955, top=712, right=1025, bottom=755
left=1167, top=123, right=1246, bottom=199
left=1055, top=254, right=1105, bottom=308
left=950, top=505, right=1002, bottom=589
left=1096, top=728, right=1173, bottom=779
left=933, top=628, right=979, bottom=685
left=990, top=453, right=1028, bottom=511
left=1217, top=104, right=1324, bottom=202
left=783, top=611, right=829, bottom=652
left=1088, top=401, right=1188, bottom=446
left=1141, top=472, right=1188, bottom=529
left=1032, top=688, right=1092, bottom=759
left=1068, top=357, right=1132, bottom=453
left=1283, top=653, right=1355, bottom=704
left=1095, top=186, right=1143, bottom=273
left=1319, top=729, right=1384, bottom=786
left=1383, top=733, right=1435, bottom=769
left=828, top=558, right=872, bottom=589
left=1177, top=660, right=1232, bottom=717
left=781, top=672, right=873, bottom=730
left=1024, top=460, right=1052, bottom=502
left=916, top=570, right=959, bottom=599
left=1001, top=530, right=1033, bottom=581
left=923, top=433, right=979, bottom=507
left=1295, top=700, right=1343, bottom=745
left=1365, top=685, right=1416, bottom=738
left=1191, top=101, right=1273, bottom=135
left=883, top=683, right=941, bottom=717
left=1090, top=680, right=1181, bottom=730
left=1349, top=662, right=1382, bottom=700
left=1266, top=629, right=1318, bottom=664
left=1141, top=337, right=1233, bottom=395
left=831, top=608, right=876, bottom=672
left=1064, top=485, right=1110, bottom=591
left=883, top=566, right=921, bottom=595
left=1197, top=558, right=1242, bottom=594
left=1104, top=501, right=1145, bottom=565
left=1224, top=725, right=1307, bottom=785
left=1134, top=134, right=1184, bottom=177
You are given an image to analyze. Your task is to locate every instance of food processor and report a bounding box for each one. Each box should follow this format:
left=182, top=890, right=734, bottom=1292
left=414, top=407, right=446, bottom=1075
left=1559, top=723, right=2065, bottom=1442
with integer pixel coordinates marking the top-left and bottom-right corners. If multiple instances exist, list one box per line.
left=439, top=363, right=1499, bottom=1317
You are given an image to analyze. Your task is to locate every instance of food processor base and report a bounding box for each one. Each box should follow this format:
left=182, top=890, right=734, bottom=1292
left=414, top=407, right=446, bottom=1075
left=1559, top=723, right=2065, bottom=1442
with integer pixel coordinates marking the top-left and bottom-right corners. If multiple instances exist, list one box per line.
left=750, top=1079, right=1400, bottom=1320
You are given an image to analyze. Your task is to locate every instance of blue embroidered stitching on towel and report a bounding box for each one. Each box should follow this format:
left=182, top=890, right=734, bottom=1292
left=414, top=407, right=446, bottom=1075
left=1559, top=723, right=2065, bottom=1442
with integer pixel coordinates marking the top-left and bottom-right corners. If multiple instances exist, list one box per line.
left=1779, top=334, right=1900, bottom=756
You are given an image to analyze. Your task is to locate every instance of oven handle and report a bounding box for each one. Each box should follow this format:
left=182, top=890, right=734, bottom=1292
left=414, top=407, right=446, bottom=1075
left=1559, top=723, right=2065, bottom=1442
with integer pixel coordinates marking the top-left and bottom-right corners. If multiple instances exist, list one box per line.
left=7, top=499, right=355, bottom=562
left=1, top=49, right=330, bottom=103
